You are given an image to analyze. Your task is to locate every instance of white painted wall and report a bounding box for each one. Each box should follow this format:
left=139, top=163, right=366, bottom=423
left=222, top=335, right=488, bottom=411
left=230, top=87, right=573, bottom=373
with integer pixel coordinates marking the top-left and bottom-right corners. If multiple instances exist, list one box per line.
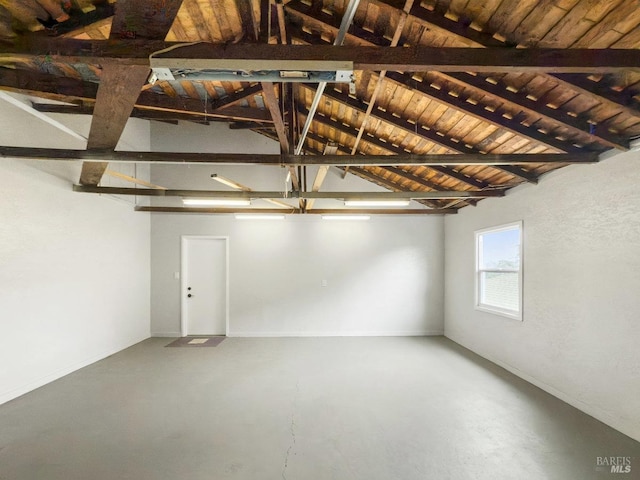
left=444, top=150, right=640, bottom=441
left=150, top=122, right=445, bottom=336
left=0, top=97, right=151, bottom=404
left=151, top=214, right=444, bottom=337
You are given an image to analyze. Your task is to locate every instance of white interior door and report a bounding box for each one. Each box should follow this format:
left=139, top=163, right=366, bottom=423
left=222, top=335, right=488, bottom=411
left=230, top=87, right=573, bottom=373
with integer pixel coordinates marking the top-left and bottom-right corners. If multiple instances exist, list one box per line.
left=181, top=236, right=227, bottom=336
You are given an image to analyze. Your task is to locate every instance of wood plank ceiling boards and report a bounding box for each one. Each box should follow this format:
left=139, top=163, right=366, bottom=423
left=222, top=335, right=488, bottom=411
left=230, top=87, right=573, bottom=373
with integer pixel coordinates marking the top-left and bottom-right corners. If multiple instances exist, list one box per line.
left=0, top=0, right=639, bottom=214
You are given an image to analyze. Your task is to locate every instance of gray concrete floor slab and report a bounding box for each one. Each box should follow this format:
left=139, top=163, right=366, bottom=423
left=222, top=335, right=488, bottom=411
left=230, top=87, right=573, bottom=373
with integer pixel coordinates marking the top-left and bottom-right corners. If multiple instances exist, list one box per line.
left=0, top=336, right=638, bottom=479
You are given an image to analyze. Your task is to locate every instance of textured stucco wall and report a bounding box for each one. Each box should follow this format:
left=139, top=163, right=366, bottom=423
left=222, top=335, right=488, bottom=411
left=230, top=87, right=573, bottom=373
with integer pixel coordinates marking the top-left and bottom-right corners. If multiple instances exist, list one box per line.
left=444, top=149, right=640, bottom=441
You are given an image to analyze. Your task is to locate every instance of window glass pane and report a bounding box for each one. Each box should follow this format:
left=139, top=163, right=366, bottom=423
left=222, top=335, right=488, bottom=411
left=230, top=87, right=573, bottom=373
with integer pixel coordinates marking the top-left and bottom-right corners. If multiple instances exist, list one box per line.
left=480, top=227, right=520, bottom=270
left=479, top=272, right=520, bottom=311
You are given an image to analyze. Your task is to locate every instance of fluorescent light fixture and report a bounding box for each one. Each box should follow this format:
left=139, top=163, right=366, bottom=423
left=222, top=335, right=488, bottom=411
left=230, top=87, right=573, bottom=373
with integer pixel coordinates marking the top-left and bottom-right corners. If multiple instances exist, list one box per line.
left=344, top=200, right=411, bottom=207
left=149, top=67, right=353, bottom=84
left=235, top=214, right=285, bottom=220
left=182, top=198, right=251, bottom=206
left=321, top=215, right=371, bottom=221
left=210, top=174, right=247, bottom=191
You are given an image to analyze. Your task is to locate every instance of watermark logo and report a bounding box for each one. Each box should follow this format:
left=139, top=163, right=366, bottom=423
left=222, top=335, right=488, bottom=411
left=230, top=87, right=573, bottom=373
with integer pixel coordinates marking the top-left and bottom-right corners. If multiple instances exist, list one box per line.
left=596, top=457, right=632, bottom=474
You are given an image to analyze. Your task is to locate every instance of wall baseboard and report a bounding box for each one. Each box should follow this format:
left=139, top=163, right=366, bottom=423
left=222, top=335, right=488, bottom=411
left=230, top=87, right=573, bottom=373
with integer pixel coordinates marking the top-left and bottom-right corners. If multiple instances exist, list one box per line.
left=445, top=335, right=640, bottom=443
left=151, top=332, right=182, bottom=338
left=0, top=334, right=149, bottom=406
left=228, top=330, right=444, bottom=337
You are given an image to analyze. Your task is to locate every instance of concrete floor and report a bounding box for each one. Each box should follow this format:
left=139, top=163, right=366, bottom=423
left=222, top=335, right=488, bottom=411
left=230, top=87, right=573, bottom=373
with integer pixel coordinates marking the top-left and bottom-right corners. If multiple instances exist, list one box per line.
left=0, top=336, right=638, bottom=480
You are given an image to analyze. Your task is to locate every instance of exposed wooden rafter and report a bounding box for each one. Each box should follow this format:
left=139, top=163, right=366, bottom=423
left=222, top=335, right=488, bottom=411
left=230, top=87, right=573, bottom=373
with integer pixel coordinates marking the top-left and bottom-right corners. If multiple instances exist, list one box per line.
left=285, top=4, right=624, bottom=152
left=31, top=102, right=273, bottom=125
left=79, top=0, right=185, bottom=186
left=74, top=185, right=504, bottom=199
left=0, top=146, right=598, bottom=166
left=370, top=0, right=640, bottom=118
left=135, top=206, right=457, bottom=215
left=261, top=80, right=300, bottom=192
left=79, top=64, right=150, bottom=185
left=301, top=87, right=539, bottom=184
left=3, top=39, right=640, bottom=73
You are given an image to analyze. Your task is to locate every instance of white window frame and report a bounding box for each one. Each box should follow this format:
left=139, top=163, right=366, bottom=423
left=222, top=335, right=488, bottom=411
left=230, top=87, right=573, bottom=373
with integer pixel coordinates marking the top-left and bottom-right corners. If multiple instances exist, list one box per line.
left=475, top=221, right=523, bottom=321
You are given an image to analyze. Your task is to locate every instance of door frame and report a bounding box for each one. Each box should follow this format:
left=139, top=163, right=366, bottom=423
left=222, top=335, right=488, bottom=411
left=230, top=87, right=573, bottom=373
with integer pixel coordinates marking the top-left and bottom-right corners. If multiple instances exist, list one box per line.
left=180, top=235, right=230, bottom=337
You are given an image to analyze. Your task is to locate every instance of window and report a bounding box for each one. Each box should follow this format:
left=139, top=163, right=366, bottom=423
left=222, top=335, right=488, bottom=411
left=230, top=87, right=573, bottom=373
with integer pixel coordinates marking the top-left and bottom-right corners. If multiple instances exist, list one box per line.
left=475, top=221, right=523, bottom=320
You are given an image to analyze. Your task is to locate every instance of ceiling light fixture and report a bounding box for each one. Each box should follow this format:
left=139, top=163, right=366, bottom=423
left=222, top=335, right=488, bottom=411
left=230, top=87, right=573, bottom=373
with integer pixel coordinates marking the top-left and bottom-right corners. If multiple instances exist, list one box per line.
left=344, top=200, right=411, bottom=207
left=321, top=215, right=371, bottom=221
left=210, top=174, right=247, bottom=190
left=182, top=198, right=251, bottom=206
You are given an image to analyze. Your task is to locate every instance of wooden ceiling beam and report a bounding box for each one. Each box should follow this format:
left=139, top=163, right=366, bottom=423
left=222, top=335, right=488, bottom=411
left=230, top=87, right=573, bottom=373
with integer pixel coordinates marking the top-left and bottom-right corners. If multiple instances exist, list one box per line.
left=261, top=80, right=300, bottom=190
left=4, top=39, right=640, bottom=73
left=0, top=68, right=273, bottom=123
left=209, top=83, right=263, bottom=110
left=109, top=0, right=184, bottom=40
left=305, top=85, right=539, bottom=184
left=285, top=6, right=622, bottom=152
left=303, top=135, right=474, bottom=208
left=553, top=73, right=640, bottom=116
left=441, top=72, right=629, bottom=151
left=80, top=64, right=150, bottom=185
left=384, top=71, right=584, bottom=154
left=343, top=165, right=466, bottom=209
left=261, top=81, right=289, bottom=152
left=0, top=146, right=596, bottom=166
left=32, top=102, right=273, bottom=124
left=303, top=136, right=467, bottom=208
left=302, top=118, right=491, bottom=190
left=371, top=0, right=640, bottom=118
left=80, top=0, right=184, bottom=185
left=135, top=206, right=457, bottom=215
left=74, top=185, right=502, bottom=199
left=235, top=0, right=259, bottom=42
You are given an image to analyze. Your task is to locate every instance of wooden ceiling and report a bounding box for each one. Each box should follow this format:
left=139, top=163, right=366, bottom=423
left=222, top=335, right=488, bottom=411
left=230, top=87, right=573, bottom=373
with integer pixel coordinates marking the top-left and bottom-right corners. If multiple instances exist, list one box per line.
left=1, top=0, right=639, bottom=213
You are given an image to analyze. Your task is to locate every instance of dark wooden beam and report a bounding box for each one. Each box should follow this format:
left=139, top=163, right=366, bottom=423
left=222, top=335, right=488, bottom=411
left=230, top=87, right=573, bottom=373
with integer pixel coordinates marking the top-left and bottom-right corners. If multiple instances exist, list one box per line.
left=209, top=83, right=263, bottom=110
left=258, top=0, right=271, bottom=43
left=261, top=80, right=299, bottom=189
left=285, top=7, right=621, bottom=152
left=4, top=39, right=640, bottom=73
left=32, top=102, right=273, bottom=124
left=441, top=72, right=629, bottom=151
left=74, top=185, right=501, bottom=199
left=261, top=82, right=289, bottom=152
left=0, top=145, right=598, bottom=165
left=384, top=70, right=582, bottom=154
left=308, top=85, right=539, bottom=184
left=109, top=0, right=183, bottom=40
left=344, top=165, right=467, bottom=208
left=553, top=73, right=640, bottom=115
left=135, top=206, right=457, bottom=214
left=0, top=66, right=98, bottom=102
left=80, top=64, right=150, bottom=185
left=371, top=0, right=640, bottom=118
left=0, top=68, right=273, bottom=123
left=303, top=120, right=488, bottom=190
left=33, top=103, right=273, bottom=124
left=301, top=139, right=473, bottom=208
left=79, top=0, right=184, bottom=185
left=235, top=0, right=259, bottom=42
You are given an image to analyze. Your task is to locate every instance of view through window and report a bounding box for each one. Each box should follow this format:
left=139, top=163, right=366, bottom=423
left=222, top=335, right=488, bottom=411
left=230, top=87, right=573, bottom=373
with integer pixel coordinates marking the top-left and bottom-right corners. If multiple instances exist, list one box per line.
left=475, top=222, right=522, bottom=320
